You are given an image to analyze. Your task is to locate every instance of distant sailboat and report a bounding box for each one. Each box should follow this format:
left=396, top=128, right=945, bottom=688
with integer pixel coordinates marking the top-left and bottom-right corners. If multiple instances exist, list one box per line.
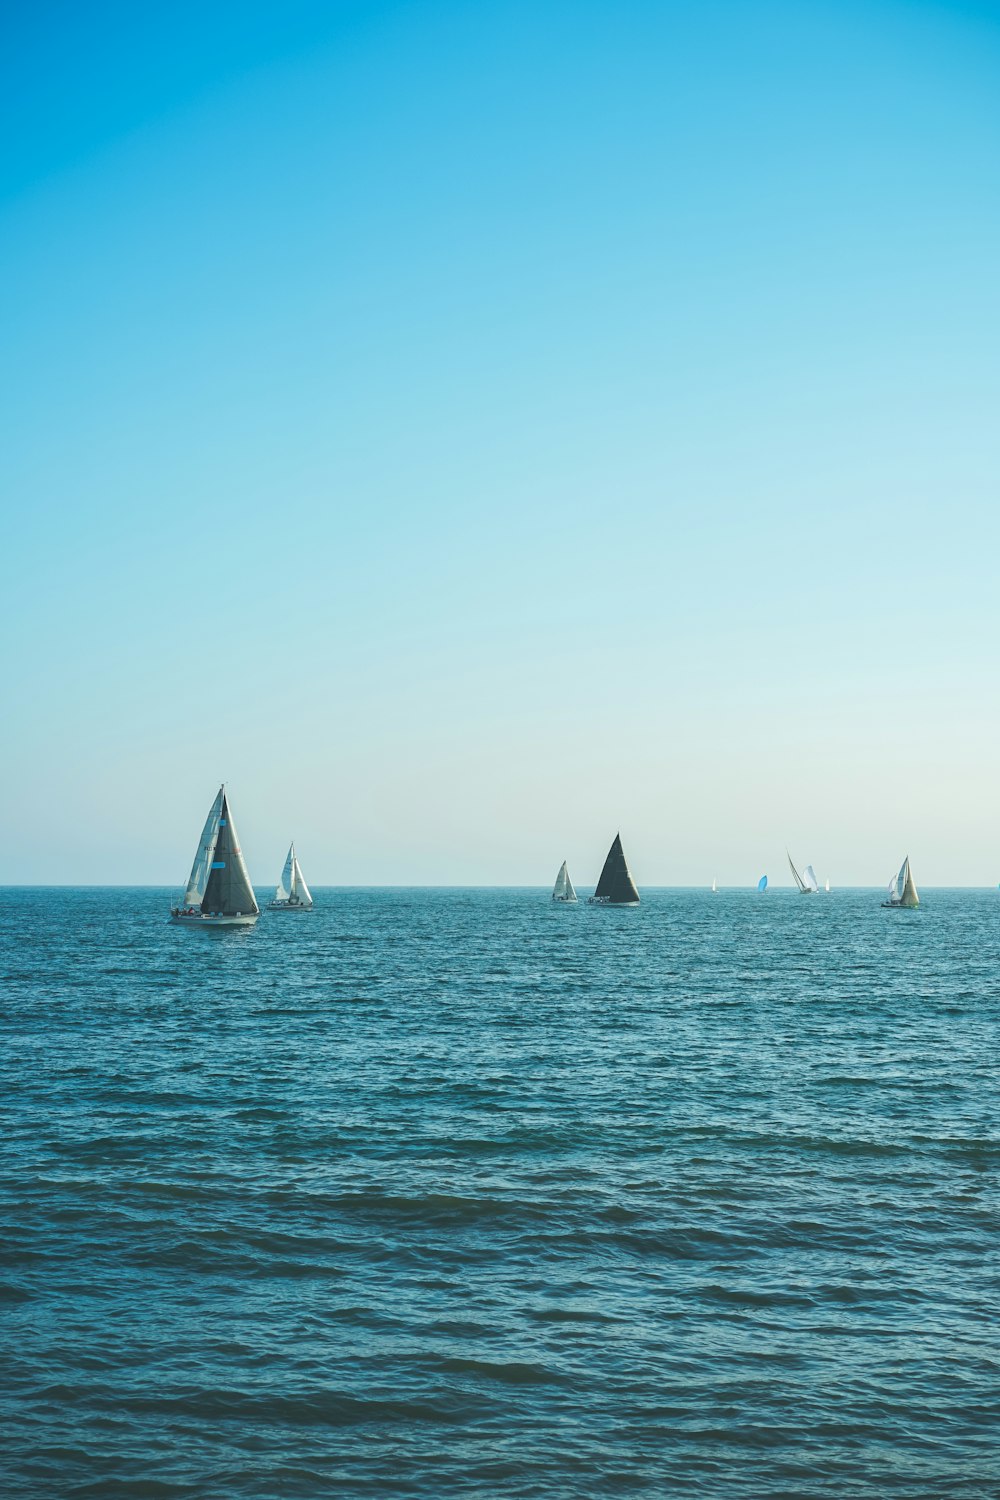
left=588, top=833, right=640, bottom=906
left=825, top=877, right=831, bottom=893
left=711, top=877, right=718, bottom=893
left=757, top=874, right=768, bottom=893
left=882, top=855, right=919, bottom=909
left=269, top=842, right=314, bottom=911
left=787, top=851, right=820, bottom=894
left=552, top=861, right=578, bottom=903
left=170, top=785, right=259, bottom=928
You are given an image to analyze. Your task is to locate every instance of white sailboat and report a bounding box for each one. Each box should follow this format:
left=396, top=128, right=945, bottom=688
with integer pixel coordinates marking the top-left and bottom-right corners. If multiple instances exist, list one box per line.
left=825, top=877, right=831, bottom=893
left=882, top=855, right=919, bottom=909
left=711, top=877, right=718, bottom=893
left=552, top=861, right=577, bottom=902
left=269, top=842, right=314, bottom=911
left=787, top=851, right=820, bottom=894
left=170, top=785, right=259, bottom=927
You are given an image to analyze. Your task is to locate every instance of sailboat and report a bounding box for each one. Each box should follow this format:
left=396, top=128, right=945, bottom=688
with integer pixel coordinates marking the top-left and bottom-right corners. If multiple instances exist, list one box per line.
left=588, top=833, right=640, bottom=906
left=825, top=877, right=831, bottom=893
left=787, top=851, right=820, bottom=894
left=757, top=874, right=768, bottom=893
left=170, top=785, right=259, bottom=927
left=711, top=877, right=718, bottom=893
left=552, top=861, right=578, bottom=903
left=882, top=855, right=919, bottom=909
left=269, top=842, right=314, bottom=911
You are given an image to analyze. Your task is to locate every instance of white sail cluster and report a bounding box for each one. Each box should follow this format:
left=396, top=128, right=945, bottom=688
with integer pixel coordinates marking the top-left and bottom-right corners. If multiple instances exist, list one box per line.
left=552, top=861, right=577, bottom=902
left=884, top=855, right=919, bottom=908
left=787, top=853, right=821, bottom=894
left=271, top=843, right=314, bottom=911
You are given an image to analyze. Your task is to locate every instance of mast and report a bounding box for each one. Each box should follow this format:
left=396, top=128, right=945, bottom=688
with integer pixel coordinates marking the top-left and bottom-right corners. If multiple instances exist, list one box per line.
left=786, top=850, right=807, bottom=892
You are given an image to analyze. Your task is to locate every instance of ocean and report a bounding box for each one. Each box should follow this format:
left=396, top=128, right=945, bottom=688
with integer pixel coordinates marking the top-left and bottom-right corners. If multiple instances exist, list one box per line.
left=2, top=887, right=998, bottom=1497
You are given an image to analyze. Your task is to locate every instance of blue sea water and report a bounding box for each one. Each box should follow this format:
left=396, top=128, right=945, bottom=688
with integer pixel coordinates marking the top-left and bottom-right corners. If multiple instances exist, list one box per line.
left=1, top=886, right=998, bottom=1498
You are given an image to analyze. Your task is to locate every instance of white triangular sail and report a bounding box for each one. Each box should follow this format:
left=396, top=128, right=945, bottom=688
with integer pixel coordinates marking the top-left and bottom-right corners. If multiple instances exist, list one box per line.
left=552, top=861, right=577, bottom=901
left=895, top=858, right=908, bottom=903
left=183, top=786, right=225, bottom=906
left=274, top=842, right=314, bottom=907
left=291, top=850, right=313, bottom=907
left=885, top=856, right=918, bottom=908
left=275, top=844, right=295, bottom=903
left=803, top=864, right=820, bottom=892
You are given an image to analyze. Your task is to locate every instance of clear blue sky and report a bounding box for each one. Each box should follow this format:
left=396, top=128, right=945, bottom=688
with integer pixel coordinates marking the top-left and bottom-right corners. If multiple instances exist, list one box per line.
left=2, top=0, right=999, bottom=886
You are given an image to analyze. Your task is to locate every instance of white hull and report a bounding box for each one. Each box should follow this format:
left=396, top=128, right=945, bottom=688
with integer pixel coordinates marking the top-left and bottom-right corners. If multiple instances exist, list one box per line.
left=170, top=910, right=259, bottom=928
left=268, top=901, right=314, bottom=912
left=588, top=896, right=640, bottom=907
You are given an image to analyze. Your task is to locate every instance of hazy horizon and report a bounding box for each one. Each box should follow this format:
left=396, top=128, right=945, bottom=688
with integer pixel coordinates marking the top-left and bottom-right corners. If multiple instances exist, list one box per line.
left=3, top=1, right=999, bottom=886
left=3, top=881, right=996, bottom=891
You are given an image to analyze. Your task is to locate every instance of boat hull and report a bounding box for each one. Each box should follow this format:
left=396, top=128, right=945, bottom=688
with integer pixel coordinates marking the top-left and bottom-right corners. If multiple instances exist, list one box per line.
left=552, top=896, right=578, bottom=904
left=169, top=911, right=259, bottom=928
left=268, top=902, right=314, bottom=912
left=588, top=896, right=640, bottom=907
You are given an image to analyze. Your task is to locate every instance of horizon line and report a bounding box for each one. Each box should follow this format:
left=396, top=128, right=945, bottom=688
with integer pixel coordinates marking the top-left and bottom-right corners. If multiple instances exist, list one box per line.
left=1, top=883, right=997, bottom=893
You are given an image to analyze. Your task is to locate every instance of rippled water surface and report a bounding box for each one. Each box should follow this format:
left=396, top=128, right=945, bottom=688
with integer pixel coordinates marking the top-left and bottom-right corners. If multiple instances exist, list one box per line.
left=2, top=887, right=998, bottom=1497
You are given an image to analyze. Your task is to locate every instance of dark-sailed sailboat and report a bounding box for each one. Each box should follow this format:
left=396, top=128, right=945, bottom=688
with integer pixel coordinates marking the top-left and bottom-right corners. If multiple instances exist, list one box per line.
left=170, top=785, right=260, bottom=928
left=588, top=833, right=640, bottom=906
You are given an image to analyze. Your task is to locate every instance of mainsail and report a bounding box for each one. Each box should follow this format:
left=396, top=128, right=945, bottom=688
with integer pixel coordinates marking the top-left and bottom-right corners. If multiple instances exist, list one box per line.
left=592, top=833, right=640, bottom=905
left=552, top=861, right=577, bottom=902
left=183, top=786, right=225, bottom=906
left=275, top=845, right=294, bottom=903
left=199, top=791, right=258, bottom=916
left=757, top=874, right=768, bottom=893
left=274, top=842, right=313, bottom=907
left=888, top=855, right=919, bottom=908
left=787, top=852, right=818, bottom=893
left=290, top=848, right=312, bottom=907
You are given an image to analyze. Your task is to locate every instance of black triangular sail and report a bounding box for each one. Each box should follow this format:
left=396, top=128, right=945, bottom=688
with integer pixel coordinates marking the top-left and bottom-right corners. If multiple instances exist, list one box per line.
left=593, top=833, right=640, bottom=904
left=200, top=793, right=259, bottom=916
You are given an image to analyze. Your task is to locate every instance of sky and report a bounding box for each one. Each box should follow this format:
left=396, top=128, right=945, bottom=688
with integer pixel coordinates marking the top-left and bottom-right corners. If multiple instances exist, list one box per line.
left=1, top=0, right=999, bottom=887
